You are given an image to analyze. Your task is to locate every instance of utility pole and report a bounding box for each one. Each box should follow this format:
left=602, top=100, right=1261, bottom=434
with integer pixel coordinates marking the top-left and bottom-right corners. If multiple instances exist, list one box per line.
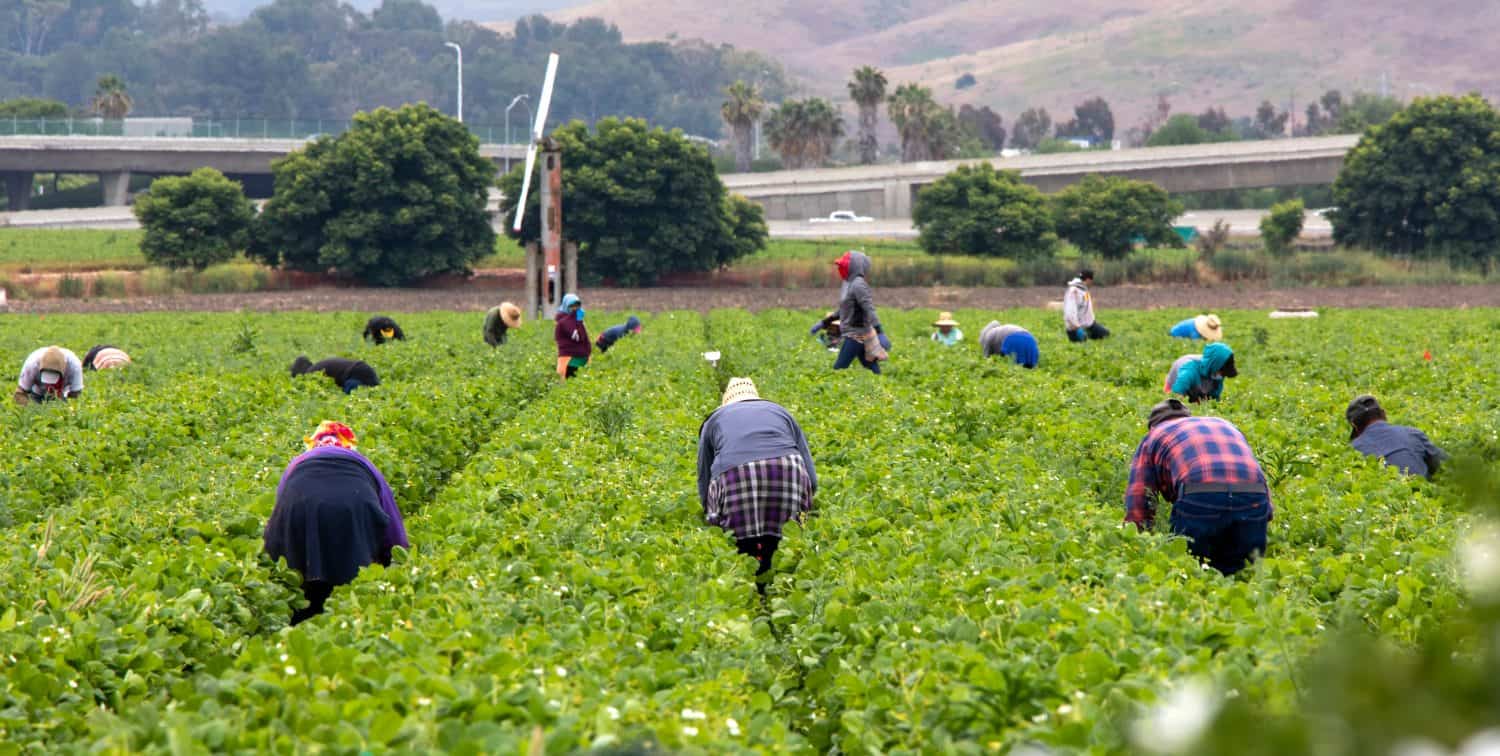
left=445, top=42, right=463, bottom=123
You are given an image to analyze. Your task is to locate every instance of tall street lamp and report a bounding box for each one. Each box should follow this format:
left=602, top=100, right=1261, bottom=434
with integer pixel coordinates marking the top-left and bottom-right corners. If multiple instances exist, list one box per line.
left=445, top=42, right=463, bottom=123
left=505, top=93, right=531, bottom=173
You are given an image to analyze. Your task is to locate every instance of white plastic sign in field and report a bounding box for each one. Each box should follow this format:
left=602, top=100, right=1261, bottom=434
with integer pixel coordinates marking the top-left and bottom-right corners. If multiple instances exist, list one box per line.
left=511, top=52, right=561, bottom=233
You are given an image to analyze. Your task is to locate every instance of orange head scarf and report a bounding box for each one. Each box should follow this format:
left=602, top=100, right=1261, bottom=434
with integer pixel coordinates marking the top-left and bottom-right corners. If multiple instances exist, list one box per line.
left=304, top=421, right=357, bottom=450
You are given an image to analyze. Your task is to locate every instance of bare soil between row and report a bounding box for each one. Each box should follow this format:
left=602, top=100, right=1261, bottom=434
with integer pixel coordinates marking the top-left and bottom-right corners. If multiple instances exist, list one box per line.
left=5, top=284, right=1500, bottom=314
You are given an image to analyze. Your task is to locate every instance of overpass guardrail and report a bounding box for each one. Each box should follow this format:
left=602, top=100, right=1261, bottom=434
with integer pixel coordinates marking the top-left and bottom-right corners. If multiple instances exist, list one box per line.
left=0, top=117, right=521, bottom=145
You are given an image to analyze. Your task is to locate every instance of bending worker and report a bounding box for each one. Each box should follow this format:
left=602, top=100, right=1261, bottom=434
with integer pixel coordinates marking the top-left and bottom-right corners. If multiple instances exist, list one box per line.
left=1346, top=394, right=1446, bottom=479
left=1170, top=314, right=1224, bottom=341
left=1165, top=342, right=1237, bottom=403
left=291, top=356, right=380, bottom=394
left=15, top=346, right=83, bottom=404
left=978, top=321, right=1040, bottom=369
left=82, top=344, right=132, bottom=370
left=483, top=302, right=523, bottom=347
left=595, top=315, right=642, bottom=354
left=554, top=293, right=590, bottom=379
left=263, top=421, right=408, bottom=625
left=698, top=378, right=816, bottom=593
left=1124, top=399, right=1272, bottom=575
left=362, top=316, right=405, bottom=345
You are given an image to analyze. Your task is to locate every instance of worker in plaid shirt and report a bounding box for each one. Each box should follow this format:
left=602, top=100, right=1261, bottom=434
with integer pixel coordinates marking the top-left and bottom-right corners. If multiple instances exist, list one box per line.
left=1125, top=399, right=1273, bottom=575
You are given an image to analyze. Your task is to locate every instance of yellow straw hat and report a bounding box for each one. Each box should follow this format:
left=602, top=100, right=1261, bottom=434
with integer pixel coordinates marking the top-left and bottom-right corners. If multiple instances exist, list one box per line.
left=721, top=377, right=760, bottom=406
left=500, top=302, right=523, bottom=328
left=1194, top=314, right=1224, bottom=341
left=933, top=311, right=959, bottom=327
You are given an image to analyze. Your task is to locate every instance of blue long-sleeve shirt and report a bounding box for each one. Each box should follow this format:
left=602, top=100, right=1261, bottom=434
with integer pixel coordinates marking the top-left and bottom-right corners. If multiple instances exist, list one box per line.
left=697, top=400, right=817, bottom=507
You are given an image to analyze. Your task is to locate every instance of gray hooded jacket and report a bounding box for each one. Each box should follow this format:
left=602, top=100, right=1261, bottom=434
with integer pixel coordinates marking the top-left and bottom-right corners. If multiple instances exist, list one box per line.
left=837, top=251, right=880, bottom=337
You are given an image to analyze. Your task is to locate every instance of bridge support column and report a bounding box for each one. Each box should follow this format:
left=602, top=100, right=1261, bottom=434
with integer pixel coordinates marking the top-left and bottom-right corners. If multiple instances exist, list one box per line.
left=883, top=179, right=913, bottom=219
left=4, top=172, right=33, bottom=211
left=99, top=171, right=131, bottom=206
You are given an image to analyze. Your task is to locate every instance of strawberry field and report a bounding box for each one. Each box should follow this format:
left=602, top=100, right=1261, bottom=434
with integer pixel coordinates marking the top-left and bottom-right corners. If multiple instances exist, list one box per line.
left=1, top=307, right=1497, bottom=754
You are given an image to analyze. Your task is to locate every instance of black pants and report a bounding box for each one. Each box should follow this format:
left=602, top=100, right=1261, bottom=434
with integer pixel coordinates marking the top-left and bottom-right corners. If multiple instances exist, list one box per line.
left=290, top=579, right=335, bottom=626
left=1066, top=323, right=1111, bottom=342
left=736, top=536, right=780, bottom=593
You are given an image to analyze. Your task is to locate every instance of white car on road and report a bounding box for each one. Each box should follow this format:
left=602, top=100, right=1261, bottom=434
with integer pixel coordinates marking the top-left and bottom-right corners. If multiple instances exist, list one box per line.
left=809, top=210, right=874, bottom=223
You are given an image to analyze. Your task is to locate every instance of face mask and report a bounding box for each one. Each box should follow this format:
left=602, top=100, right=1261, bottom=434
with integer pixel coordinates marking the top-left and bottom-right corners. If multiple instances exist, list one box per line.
left=574, top=308, right=585, bottom=322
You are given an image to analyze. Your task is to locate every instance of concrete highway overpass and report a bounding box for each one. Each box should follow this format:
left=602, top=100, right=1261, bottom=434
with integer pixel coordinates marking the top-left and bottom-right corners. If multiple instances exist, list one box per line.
left=0, top=136, right=527, bottom=210
left=723, top=135, right=1359, bottom=221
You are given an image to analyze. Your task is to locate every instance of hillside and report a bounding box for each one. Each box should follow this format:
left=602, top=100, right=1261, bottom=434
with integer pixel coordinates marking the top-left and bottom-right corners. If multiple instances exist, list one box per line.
left=510, top=0, right=1500, bottom=128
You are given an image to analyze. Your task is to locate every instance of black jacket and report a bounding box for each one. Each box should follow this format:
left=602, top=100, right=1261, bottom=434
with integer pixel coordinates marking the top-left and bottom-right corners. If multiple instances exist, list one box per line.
left=291, top=356, right=380, bottom=388
left=362, top=316, right=405, bottom=345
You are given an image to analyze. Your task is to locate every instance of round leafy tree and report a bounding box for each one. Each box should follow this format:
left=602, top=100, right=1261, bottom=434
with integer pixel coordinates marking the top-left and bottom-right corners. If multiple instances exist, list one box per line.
left=1331, top=94, right=1500, bottom=263
left=251, top=104, right=496, bottom=286
left=912, top=162, right=1056, bottom=258
left=499, top=117, right=767, bottom=285
left=133, top=167, right=255, bottom=270
left=1051, top=174, right=1184, bottom=258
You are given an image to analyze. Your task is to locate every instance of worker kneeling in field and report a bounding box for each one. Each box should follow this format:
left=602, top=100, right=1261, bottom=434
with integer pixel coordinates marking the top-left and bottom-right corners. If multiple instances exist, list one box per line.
left=554, top=293, right=590, bottom=379
left=1125, top=400, right=1272, bottom=575
left=979, top=321, right=1039, bottom=369
left=362, top=316, right=405, bottom=345
left=1063, top=269, right=1110, bottom=342
left=483, top=301, right=523, bottom=347
left=82, top=344, right=132, bottom=370
left=14, top=345, right=83, bottom=405
left=290, top=355, right=380, bottom=394
left=931, top=312, right=963, bottom=346
left=1165, top=342, right=1237, bottom=403
left=264, top=421, right=409, bottom=625
left=698, top=378, right=816, bottom=594
left=595, top=315, right=642, bottom=354
left=1169, top=314, right=1224, bottom=341
left=1346, top=394, right=1447, bottom=479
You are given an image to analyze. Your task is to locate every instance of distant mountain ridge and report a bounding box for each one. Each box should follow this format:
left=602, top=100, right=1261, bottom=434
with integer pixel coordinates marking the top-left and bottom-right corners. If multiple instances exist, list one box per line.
left=203, top=0, right=574, bottom=21
left=512, top=0, right=1500, bottom=127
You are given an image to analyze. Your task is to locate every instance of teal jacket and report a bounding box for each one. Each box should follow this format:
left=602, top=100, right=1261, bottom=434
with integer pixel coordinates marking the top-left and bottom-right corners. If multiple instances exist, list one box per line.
left=1170, top=343, right=1234, bottom=399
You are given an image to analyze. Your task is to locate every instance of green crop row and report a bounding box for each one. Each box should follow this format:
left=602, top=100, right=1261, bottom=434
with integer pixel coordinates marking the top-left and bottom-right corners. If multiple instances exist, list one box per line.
left=0, top=307, right=1495, bottom=753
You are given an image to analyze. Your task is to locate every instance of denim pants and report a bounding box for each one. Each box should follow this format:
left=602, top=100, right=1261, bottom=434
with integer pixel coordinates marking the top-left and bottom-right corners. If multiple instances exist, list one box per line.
left=832, top=332, right=889, bottom=373
left=1169, top=488, right=1270, bottom=575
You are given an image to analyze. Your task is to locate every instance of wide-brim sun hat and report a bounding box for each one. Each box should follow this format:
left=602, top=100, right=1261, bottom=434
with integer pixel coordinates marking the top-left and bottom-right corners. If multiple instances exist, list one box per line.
left=721, top=377, right=759, bottom=406
left=500, top=302, right=523, bottom=328
left=92, top=348, right=131, bottom=370
left=933, top=311, right=959, bottom=327
left=1195, top=314, right=1224, bottom=341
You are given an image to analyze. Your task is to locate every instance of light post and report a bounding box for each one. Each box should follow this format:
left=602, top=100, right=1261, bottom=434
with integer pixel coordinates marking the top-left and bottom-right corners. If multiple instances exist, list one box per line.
left=445, top=42, right=463, bottom=123
left=505, top=94, right=531, bottom=174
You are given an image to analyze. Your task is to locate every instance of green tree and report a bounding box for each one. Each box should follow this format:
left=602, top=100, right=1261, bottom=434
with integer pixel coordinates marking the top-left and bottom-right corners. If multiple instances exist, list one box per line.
left=956, top=104, right=1005, bottom=151
left=251, top=103, right=495, bottom=286
left=90, top=74, right=132, bottom=119
left=1260, top=198, right=1305, bottom=257
left=497, top=117, right=766, bottom=285
left=1147, top=113, right=1234, bottom=147
left=1247, top=100, right=1289, bottom=139
left=912, top=163, right=1056, bottom=258
left=720, top=80, right=764, bottom=174
left=1011, top=107, right=1051, bottom=150
left=0, top=97, right=68, bottom=118
left=889, top=83, right=957, bottom=162
left=370, top=0, right=440, bottom=33
left=765, top=97, right=843, bottom=169
left=848, top=66, right=887, bottom=165
left=1334, top=92, right=1403, bottom=134
left=1051, top=174, right=1184, bottom=258
left=1057, top=96, right=1114, bottom=144
left=133, top=168, right=254, bottom=270
left=1331, top=94, right=1500, bottom=262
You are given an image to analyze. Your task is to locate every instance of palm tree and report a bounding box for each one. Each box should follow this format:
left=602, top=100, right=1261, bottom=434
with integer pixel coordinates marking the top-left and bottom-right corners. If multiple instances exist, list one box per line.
left=847, top=66, right=887, bottom=165
left=888, top=83, right=939, bottom=162
left=91, top=75, right=133, bottom=120
left=766, top=98, right=844, bottom=170
left=720, top=80, right=764, bottom=173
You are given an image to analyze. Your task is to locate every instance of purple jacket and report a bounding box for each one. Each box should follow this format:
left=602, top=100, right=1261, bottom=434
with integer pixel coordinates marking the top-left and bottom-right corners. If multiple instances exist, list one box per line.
left=554, top=312, right=592, bottom=359
left=275, top=446, right=408, bottom=553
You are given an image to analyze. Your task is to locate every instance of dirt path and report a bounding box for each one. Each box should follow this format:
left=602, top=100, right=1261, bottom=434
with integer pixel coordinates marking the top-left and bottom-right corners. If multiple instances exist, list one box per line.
left=6, top=284, right=1500, bottom=314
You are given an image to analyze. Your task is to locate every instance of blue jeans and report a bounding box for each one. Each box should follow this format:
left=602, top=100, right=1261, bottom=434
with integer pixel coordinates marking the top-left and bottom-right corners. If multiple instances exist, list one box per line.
left=1169, top=489, right=1270, bottom=575
left=832, top=333, right=888, bottom=374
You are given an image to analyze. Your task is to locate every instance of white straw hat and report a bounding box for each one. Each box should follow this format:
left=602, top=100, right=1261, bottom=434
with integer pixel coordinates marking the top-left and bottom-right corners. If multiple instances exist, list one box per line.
left=721, top=377, right=760, bottom=406
left=1194, top=314, right=1223, bottom=341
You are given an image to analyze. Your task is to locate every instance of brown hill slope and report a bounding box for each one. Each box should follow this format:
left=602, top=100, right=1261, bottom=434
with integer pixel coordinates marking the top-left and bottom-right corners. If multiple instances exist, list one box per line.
left=501, top=0, right=1500, bottom=127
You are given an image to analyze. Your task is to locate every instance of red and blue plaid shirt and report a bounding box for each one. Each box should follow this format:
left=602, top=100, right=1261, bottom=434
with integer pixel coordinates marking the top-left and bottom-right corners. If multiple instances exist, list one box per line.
left=1124, top=416, right=1269, bottom=526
